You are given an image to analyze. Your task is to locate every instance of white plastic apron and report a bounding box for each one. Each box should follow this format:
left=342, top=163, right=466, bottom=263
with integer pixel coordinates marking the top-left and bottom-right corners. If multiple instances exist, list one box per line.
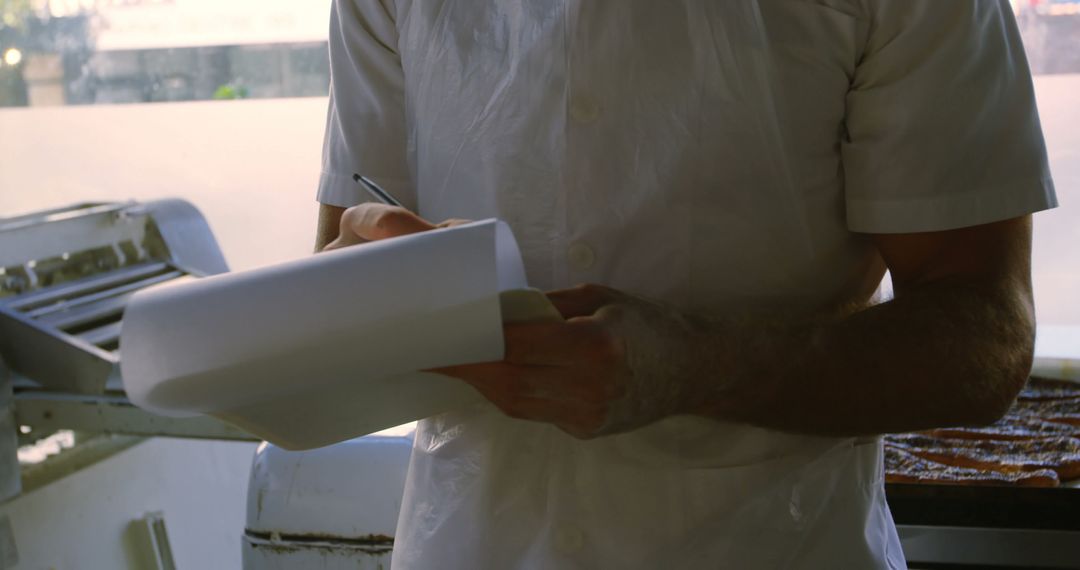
left=354, top=1, right=906, bottom=567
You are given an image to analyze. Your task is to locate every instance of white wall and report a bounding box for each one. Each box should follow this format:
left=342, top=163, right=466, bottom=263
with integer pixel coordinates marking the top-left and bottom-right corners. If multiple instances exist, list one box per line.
left=2, top=80, right=1077, bottom=319
left=0, top=97, right=329, bottom=569
left=0, top=439, right=257, bottom=570
left=0, top=97, right=328, bottom=272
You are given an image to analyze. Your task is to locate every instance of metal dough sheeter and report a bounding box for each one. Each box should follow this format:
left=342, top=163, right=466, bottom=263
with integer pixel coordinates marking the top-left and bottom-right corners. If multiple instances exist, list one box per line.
left=0, top=201, right=259, bottom=505
left=0, top=201, right=408, bottom=569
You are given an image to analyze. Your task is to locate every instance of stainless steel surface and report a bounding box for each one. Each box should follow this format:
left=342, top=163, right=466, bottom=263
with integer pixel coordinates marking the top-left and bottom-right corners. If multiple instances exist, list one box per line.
left=130, top=512, right=177, bottom=570
left=0, top=312, right=117, bottom=394
left=0, top=361, right=20, bottom=504
left=34, top=292, right=136, bottom=330
left=12, top=262, right=174, bottom=313
left=141, top=199, right=229, bottom=277
left=75, top=321, right=123, bottom=349
left=14, top=390, right=258, bottom=442
left=898, top=524, right=1080, bottom=569
left=0, top=200, right=224, bottom=394
left=0, top=203, right=139, bottom=270
left=0, top=200, right=247, bottom=503
left=0, top=515, right=17, bottom=569
left=17, top=433, right=144, bottom=495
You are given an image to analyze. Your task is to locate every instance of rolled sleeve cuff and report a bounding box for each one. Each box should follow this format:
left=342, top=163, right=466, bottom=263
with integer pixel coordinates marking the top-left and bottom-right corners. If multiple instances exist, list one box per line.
left=316, top=171, right=369, bottom=208
left=846, top=177, right=1058, bottom=234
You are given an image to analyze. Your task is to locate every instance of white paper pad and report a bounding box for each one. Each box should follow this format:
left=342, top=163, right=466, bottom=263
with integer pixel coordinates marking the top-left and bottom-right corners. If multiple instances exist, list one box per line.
left=120, top=219, right=546, bottom=449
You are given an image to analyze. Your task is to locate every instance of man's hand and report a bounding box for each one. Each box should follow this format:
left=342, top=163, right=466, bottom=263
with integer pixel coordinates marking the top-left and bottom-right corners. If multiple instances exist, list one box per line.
left=317, top=202, right=470, bottom=251
left=316, top=204, right=1036, bottom=438
left=438, top=285, right=711, bottom=439
left=446, top=216, right=1037, bottom=439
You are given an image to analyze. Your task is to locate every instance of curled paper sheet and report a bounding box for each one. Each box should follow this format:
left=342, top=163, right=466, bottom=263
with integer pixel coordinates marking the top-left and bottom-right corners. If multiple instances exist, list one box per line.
left=120, top=219, right=555, bottom=449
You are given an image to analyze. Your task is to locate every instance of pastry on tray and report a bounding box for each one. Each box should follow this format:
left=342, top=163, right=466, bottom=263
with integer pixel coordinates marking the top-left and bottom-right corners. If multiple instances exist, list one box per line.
left=886, top=433, right=1080, bottom=480
left=884, top=445, right=1060, bottom=487
left=1017, top=377, right=1080, bottom=402
left=928, top=416, right=1079, bottom=442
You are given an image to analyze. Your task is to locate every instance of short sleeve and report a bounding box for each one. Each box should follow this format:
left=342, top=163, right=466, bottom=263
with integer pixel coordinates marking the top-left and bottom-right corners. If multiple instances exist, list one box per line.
left=842, top=0, right=1057, bottom=234
left=317, top=0, right=416, bottom=210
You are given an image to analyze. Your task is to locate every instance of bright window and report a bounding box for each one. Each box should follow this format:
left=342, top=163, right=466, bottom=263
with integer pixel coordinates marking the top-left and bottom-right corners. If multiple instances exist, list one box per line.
left=1015, top=3, right=1080, bottom=325
left=1, top=0, right=331, bottom=270
left=0, top=1, right=1077, bottom=321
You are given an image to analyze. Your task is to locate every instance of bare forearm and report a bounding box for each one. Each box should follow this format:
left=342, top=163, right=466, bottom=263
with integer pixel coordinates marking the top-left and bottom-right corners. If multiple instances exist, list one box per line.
left=694, top=278, right=1035, bottom=436
left=315, top=204, right=346, bottom=251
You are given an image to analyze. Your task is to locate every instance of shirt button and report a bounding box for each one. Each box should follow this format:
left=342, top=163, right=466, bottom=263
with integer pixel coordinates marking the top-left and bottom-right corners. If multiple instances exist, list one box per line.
left=567, top=242, right=596, bottom=271
left=569, top=96, right=601, bottom=123
left=554, top=525, right=585, bottom=554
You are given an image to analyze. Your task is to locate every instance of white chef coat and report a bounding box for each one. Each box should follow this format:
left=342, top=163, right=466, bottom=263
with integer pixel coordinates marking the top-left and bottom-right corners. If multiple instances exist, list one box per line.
left=317, top=1, right=1057, bottom=568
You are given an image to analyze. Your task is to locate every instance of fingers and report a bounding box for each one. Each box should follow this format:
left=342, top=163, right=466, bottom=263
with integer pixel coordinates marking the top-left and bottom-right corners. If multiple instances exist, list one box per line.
left=501, top=322, right=582, bottom=365
left=435, top=218, right=473, bottom=229
left=546, top=283, right=621, bottom=319
left=321, top=205, right=468, bottom=252
left=434, top=361, right=557, bottom=400
left=436, top=348, right=625, bottom=404
left=501, top=321, right=620, bottom=368
left=434, top=362, right=609, bottom=435
left=323, top=204, right=436, bottom=253
left=345, top=203, right=437, bottom=241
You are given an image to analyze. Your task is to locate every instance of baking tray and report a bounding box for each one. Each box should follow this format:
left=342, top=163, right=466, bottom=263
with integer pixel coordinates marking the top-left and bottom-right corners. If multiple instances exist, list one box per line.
left=886, top=331, right=1080, bottom=531
left=886, top=482, right=1080, bottom=531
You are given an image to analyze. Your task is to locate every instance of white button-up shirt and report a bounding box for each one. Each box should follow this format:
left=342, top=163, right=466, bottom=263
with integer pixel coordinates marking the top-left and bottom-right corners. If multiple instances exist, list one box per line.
left=318, top=1, right=1056, bottom=568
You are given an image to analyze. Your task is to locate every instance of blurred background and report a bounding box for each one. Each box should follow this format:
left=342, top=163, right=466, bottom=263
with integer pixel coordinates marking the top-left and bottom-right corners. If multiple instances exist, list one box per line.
left=1, top=0, right=1077, bottom=316
left=1, top=0, right=1078, bottom=311
left=1, top=0, right=332, bottom=273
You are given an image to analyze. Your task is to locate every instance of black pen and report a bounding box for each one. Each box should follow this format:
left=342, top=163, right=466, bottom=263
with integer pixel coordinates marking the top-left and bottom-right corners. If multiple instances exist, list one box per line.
left=353, top=174, right=404, bottom=208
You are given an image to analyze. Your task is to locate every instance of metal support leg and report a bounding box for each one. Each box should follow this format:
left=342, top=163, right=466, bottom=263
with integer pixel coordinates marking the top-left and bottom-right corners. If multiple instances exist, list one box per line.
left=130, top=512, right=176, bottom=570
left=0, top=359, right=21, bottom=504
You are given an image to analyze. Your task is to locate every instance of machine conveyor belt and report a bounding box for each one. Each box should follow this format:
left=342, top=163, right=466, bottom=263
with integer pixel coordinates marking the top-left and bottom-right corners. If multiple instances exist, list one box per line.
left=4, top=262, right=172, bottom=312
